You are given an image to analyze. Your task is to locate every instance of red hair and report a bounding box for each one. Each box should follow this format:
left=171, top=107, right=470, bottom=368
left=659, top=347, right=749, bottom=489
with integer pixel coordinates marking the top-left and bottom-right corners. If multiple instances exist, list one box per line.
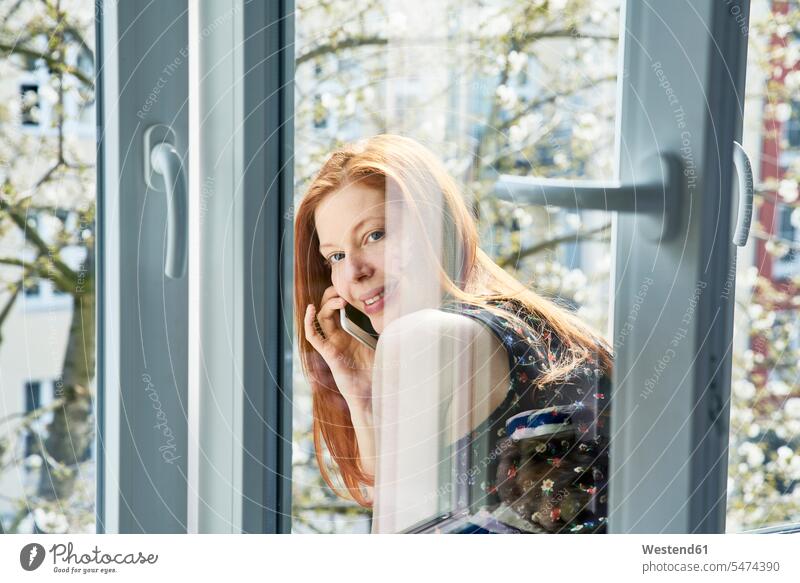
left=293, top=134, right=612, bottom=508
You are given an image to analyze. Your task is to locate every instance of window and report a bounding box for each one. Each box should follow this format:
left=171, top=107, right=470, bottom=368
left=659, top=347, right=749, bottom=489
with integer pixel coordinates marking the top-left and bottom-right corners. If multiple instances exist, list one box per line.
left=727, top=0, right=800, bottom=532
left=24, top=381, right=42, bottom=458
left=19, top=83, right=40, bottom=126
left=0, top=1, right=97, bottom=534
left=785, top=100, right=800, bottom=150
left=771, top=204, right=800, bottom=281
left=312, top=94, right=328, bottom=129
left=23, top=281, right=40, bottom=297
left=293, top=0, right=620, bottom=534
left=93, top=0, right=761, bottom=535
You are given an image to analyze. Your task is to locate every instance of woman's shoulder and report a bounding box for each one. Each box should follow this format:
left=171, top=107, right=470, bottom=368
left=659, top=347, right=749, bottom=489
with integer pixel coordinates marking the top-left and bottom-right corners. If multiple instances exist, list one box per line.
left=438, top=297, right=551, bottom=386
left=378, top=302, right=516, bottom=416
left=438, top=297, right=544, bottom=346
left=376, top=306, right=510, bottom=360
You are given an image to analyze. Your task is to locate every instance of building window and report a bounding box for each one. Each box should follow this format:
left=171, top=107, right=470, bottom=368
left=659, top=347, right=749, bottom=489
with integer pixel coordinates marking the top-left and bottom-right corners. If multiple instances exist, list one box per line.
left=20, top=83, right=40, bottom=126
left=313, top=94, right=327, bottom=129
left=24, top=381, right=42, bottom=458
left=786, top=100, right=800, bottom=150
left=23, top=282, right=41, bottom=297
left=773, top=204, right=799, bottom=281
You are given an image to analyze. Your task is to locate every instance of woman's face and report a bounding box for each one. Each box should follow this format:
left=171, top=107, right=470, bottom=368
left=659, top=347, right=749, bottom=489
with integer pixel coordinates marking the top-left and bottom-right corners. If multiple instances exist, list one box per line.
left=314, top=183, right=403, bottom=334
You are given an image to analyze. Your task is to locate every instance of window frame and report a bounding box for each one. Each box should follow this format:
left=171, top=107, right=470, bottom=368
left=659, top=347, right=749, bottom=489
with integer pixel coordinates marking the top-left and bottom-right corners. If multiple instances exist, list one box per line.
left=187, top=0, right=295, bottom=534
left=608, top=0, right=749, bottom=534
left=491, top=0, right=751, bottom=533
left=98, top=0, right=191, bottom=533
left=97, top=0, right=775, bottom=534
left=98, top=0, right=294, bottom=534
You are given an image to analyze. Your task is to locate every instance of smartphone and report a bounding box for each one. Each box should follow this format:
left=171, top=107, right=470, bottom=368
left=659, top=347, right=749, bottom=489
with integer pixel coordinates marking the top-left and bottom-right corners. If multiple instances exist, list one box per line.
left=339, top=303, right=379, bottom=350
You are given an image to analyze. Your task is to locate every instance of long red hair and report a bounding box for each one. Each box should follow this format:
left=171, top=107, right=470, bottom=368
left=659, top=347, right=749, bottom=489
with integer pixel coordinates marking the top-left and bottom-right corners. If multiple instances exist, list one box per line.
left=293, top=134, right=613, bottom=508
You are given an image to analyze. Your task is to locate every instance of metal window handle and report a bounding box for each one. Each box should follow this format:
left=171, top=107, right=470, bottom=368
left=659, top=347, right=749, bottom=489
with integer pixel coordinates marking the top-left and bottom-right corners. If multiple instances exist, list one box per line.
left=732, top=141, right=753, bottom=247
left=144, top=125, right=187, bottom=278
left=494, top=153, right=684, bottom=243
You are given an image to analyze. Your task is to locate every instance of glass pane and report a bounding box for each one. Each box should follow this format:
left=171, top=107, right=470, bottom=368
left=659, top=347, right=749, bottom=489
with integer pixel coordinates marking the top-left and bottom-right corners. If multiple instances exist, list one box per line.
left=0, top=2, right=97, bottom=533
left=727, top=0, right=800, bottom=532
left=293, top=0, right=619, bottom=533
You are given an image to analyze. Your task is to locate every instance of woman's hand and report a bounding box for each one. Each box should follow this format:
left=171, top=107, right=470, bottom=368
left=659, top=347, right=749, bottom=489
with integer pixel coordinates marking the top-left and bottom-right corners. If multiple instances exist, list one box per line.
left=304, top=285, right=376, bottom=412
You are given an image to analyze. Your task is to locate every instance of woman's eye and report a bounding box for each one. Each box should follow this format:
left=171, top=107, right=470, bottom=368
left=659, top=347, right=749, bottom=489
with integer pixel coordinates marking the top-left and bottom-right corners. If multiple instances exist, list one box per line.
left=368, top=229, right=385, bottom=242
left=327, top=252, right=345, bottom=265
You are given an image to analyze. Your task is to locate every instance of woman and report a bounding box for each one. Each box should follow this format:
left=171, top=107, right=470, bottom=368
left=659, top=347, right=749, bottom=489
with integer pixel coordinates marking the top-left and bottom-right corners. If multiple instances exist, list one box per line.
left=294, top=134, right=613, bottom=533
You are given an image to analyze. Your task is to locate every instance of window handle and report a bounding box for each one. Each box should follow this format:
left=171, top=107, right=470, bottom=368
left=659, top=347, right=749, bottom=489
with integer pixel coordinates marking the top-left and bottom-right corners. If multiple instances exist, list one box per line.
left=493, top=152, right=684, bottom=243
left=732, top=141, right=754, bottom=247
left=144, top=125, right=188, bottom=278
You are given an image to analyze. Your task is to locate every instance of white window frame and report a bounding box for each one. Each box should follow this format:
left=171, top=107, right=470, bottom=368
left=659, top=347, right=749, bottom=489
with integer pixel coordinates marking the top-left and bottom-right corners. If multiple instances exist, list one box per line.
left=98, top=0, right=294, bottom=534
left=494, top=0, right=753, bottom=533
left=99, top=0, right=769, bottom=534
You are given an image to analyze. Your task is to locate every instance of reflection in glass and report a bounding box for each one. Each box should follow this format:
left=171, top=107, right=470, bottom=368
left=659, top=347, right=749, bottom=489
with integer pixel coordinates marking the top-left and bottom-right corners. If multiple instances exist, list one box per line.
left=292, top=0, right=620, bottom=533
left=294, top=135, right=613, bottom=533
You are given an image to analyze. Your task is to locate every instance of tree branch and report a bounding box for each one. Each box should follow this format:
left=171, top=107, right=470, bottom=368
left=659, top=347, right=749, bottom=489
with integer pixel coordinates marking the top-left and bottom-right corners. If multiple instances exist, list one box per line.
left=0, top=279, right=23, bottom=338
left=295, top=28, right=616, bottom=70
left=0, top=195, right=79, bottom=287
left=497, top=74, right=617, bottom=133
left=296, top=35, right=388, bottom=66
left=0, top=394, right=66, bottom=431
left=0, top=42, right=93, bottom=87
left=517, top=29, right=619, bottom=45
left=0, top=257, right=26, bottom=268
left=497, top=221, right=611, bottom=268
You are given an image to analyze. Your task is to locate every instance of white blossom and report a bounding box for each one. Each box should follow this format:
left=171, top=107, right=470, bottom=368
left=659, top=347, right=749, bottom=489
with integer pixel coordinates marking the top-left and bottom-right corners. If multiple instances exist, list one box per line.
left=785, top=70, right=800, bottom=94
left=507, top=51, right=528, bottom=76
left=775, top=102, right=792, bottom=123
left=738, top=442, right=765, bottom=467
left=485, top=15, right=512, bottom=37
left=747, top=304, right=763, bottom=319
left=767, top=380, right=791, bottom=397
left=509, top=123, right=527, bottom=146
left=785, top=44, right=800, bottom=70
left=320, top=92, right=335, bottom=109
left=24, top=454, right=43, bottom=469
left=776, top=23, right=793, bottom=38
left=495, top=84, right=518, bottom=110
left=344, top=92, right=356, bottom=116
left=778, top=178, right=798, bottom=202
left=785, top=398, right=800, bottom=419
left=511, top=207, right=533, bottom=228
left=39, top=83, right=58, bottom=106
left=565, top=213, right=582, bottom=230
left=33, top=508, right=69, bottom=533
left=767, top=240, right=789, bottom=259
left=733, top=379, right=756, bottom=401
left=791, top=208, right=800, bottom=230
left=562, top=268, right=587, bottom=290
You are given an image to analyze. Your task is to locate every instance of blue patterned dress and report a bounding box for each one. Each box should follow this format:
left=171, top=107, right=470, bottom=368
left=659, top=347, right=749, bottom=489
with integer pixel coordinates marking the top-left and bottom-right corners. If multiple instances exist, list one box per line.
left=435, top=297, right=611, bottom=534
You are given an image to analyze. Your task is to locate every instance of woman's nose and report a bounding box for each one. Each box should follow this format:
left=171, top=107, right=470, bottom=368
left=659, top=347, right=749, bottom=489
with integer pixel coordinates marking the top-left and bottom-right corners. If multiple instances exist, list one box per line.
left=345, top=250, right=373, bottom=281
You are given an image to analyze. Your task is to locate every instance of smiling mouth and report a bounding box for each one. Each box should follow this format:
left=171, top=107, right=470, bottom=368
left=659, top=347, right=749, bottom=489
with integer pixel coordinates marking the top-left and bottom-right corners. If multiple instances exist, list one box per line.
left=362, top=282, right=398, bottom=311
left=364, top=291, right=384, bottom=306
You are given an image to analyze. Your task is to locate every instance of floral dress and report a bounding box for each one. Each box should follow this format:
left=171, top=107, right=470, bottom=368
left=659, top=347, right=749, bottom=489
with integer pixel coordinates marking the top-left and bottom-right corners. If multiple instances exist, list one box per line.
left=436, top=297, right=611, bottom=534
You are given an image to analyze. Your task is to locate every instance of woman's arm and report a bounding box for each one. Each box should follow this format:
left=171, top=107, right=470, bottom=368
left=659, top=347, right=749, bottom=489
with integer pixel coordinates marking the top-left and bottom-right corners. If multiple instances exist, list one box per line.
left=370, top=309, right=510, bottom=532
